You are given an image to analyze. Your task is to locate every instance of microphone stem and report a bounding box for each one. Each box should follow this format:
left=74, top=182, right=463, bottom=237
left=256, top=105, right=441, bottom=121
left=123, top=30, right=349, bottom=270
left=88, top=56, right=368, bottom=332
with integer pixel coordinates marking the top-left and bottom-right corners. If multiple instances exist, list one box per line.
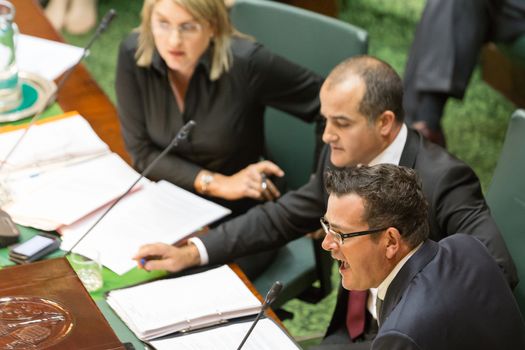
left=236, top=308, right=265, bottom=350
left=64, top=120, right=194, bottom=255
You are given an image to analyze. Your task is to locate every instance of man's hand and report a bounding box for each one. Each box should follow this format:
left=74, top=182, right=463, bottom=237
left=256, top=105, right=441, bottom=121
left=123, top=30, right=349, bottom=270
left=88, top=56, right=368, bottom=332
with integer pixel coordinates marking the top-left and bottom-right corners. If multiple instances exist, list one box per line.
left=133, top=242, right=201, bottom=272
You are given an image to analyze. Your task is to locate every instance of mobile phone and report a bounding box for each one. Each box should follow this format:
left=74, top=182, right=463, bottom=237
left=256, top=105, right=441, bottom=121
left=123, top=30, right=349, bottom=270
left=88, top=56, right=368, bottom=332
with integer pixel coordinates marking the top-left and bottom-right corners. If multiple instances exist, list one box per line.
left=8, top=233, right=61, bottom=264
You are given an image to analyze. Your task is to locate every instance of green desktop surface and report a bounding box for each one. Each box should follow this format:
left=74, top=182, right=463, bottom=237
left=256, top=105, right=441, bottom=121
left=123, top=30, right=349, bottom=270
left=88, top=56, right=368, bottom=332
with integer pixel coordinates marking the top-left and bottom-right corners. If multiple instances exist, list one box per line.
left=0, top=102, right=62, bottom=127
left=97, top=299, right=147, bottom=350
left=0, top=226, right=168, bottom=300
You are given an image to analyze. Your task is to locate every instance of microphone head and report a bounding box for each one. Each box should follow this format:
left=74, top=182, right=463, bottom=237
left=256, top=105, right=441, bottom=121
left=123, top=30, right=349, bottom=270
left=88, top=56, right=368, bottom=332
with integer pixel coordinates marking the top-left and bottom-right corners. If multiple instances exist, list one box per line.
left=263, top=281, right=283, bottom=308
left=99, top=9, right=117, bottom=33
left=176, top=120, right=196, bottom=142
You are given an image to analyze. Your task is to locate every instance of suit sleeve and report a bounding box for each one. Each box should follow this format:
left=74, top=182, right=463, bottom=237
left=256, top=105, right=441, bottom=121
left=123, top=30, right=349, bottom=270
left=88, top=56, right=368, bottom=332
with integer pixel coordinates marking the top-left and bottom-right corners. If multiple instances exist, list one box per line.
left=430, top=160, right=518, bottom=289
left=372, top=332, right=422, bottom=350
left=199, top=147, right=331, bottom=264
left=115, top=38, right=202, bottom=190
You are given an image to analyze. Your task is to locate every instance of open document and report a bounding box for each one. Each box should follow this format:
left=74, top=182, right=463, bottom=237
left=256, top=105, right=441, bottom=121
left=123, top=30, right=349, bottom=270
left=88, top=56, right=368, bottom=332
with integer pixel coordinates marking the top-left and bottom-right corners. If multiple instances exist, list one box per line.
left=60, top=180, right=230, bottom=275
left=150, top=318, right=301, bottom=350
left=106, top=265, right=261, bottom=340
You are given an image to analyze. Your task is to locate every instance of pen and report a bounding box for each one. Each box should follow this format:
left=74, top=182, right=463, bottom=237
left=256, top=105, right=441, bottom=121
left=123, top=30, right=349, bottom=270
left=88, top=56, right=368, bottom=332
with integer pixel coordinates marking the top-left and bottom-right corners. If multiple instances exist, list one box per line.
left=139, top=255, right=161, bottom=268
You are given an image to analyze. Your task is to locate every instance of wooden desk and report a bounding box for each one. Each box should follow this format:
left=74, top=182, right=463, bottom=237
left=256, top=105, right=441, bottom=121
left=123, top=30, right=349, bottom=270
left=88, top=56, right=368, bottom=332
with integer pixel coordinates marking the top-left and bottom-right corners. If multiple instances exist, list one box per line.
left=11, top=0, right=131, bottom=164
left=230, top=263, right=283, bottom=327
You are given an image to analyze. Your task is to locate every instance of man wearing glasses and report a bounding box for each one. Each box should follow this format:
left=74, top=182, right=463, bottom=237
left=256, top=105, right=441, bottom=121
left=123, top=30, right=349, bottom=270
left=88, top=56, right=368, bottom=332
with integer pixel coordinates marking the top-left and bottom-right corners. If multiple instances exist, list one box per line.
left=135, top=55, right=517, bottom=345
left=315, top=164, right=525, bottom=350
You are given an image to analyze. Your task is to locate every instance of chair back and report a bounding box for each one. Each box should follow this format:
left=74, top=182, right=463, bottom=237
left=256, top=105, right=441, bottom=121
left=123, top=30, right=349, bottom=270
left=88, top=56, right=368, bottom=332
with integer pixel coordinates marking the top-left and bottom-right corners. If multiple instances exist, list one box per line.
left=487, top=109, right=525, bottom=316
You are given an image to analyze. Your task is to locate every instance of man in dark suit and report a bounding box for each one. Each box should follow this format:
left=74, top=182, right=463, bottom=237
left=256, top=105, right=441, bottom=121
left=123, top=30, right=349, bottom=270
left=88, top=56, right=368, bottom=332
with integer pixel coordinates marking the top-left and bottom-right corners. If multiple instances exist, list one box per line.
left=134, top=56, right=518, bottom=343
left=404, top=0, right=525, bottom=145
left=316, top=164, right=525, bottom=350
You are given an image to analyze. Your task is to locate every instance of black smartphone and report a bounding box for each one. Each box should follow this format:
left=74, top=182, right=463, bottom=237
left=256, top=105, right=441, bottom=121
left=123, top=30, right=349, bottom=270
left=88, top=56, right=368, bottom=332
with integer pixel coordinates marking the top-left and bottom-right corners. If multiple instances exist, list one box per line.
left=8, top=233, right=61, bottom=264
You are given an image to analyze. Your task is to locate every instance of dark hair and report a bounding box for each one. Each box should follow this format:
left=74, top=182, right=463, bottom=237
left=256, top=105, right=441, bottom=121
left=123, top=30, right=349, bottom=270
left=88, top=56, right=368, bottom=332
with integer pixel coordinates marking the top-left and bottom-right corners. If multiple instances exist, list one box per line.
left=324, top=164, right=429, bottom=247
left=327, top=55, right=404, bottom=123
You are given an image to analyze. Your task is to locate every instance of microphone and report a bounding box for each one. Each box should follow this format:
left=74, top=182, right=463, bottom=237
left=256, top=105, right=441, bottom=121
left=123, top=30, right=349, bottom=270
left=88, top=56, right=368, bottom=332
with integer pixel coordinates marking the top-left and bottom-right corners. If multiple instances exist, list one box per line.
left=0, top=9, right=117, bottom=174
left=64, top=120, right=196, bottom=255
left=236, top=281, right=283, bottom=350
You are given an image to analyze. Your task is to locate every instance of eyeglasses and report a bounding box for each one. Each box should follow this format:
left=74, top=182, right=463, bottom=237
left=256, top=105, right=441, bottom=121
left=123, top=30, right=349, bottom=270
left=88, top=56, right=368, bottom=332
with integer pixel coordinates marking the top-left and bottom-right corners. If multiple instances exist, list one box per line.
left=320, top=217, right=388, bottom=245
left=151, top=19, right=204, bottom=39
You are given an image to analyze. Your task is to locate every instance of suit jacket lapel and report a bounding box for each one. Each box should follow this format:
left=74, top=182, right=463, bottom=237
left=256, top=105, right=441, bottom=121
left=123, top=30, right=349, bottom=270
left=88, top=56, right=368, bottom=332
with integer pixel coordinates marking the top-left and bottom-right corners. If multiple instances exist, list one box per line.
left=399, top=127, right=421, bottom=168
left=379, top=240, right=439, bottom=325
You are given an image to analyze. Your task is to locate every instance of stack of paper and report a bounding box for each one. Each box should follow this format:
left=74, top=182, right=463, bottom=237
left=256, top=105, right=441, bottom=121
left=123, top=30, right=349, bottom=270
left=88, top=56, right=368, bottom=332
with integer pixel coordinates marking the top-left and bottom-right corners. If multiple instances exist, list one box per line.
left=3, top=152, right=143, bottom=231
left=0, top=114, right=109, bottom=174
left=60, top=180, right=231, bottom=275
left=150, top=319, right=301, bottom=350
left=0, top=114, right=145, bottom=230
left=106, top=265, right=262, bottom=340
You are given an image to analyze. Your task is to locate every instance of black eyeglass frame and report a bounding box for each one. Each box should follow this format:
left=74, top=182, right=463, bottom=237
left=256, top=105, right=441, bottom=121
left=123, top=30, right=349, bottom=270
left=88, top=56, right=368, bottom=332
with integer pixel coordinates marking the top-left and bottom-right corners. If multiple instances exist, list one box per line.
left=320, top=217, right=388, bottom=244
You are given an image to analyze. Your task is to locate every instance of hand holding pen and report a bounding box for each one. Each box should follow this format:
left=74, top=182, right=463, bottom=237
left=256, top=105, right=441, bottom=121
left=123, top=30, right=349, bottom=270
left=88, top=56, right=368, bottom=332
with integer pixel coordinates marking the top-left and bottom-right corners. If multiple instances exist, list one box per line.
left=133, top=242, right=200, bottom=272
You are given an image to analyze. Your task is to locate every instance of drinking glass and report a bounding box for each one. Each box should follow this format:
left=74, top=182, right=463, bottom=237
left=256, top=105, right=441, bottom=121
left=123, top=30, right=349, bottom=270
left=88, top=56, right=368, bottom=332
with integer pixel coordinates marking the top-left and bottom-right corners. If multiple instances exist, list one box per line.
left=70, top=252, right=104, bottom=292
left=0, top=0, right=21, bottom=112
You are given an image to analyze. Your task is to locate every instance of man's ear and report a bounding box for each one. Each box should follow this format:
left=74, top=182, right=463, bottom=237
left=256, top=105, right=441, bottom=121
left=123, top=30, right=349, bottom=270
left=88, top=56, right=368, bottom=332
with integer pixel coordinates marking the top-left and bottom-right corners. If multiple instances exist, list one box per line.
left=384, top=227, right=402, bottom=260
left=376, top=110, right=396, bottom=136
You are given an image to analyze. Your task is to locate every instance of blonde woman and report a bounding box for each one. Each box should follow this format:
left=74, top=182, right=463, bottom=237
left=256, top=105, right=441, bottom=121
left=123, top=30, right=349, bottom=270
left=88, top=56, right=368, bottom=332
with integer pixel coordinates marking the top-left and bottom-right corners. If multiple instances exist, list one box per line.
left=118, top=0, right=322, bottom=278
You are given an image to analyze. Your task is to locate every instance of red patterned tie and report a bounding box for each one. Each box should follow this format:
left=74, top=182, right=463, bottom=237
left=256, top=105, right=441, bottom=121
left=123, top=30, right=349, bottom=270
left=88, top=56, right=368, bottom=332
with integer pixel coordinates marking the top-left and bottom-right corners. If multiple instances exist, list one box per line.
left=346, top=290, right=367, bottom=340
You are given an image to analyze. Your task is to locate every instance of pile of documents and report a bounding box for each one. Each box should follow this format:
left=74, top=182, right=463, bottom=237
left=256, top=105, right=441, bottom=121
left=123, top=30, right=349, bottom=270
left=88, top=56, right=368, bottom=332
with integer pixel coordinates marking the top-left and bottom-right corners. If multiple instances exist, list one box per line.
left=0, top=113, right=230, bottom=274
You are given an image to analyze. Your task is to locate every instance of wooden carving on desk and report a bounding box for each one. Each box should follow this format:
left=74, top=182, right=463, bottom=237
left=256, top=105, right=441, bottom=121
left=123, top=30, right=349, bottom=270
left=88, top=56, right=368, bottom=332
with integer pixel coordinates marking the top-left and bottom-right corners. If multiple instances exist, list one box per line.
left=0, top=257, right=125, bottom=350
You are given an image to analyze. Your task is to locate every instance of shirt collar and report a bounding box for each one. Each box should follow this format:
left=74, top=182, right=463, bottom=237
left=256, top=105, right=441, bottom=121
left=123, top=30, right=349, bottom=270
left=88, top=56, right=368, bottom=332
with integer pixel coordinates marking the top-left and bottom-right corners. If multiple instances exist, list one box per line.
left=369, top=123, right=407, bottom=166
left=377, top=242, right=423, bottom=301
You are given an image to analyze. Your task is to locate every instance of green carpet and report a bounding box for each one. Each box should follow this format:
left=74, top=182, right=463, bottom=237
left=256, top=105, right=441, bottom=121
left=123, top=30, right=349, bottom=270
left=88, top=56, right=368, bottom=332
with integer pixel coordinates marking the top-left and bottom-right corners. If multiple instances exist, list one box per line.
left=60, top=0, right=517, bottom=345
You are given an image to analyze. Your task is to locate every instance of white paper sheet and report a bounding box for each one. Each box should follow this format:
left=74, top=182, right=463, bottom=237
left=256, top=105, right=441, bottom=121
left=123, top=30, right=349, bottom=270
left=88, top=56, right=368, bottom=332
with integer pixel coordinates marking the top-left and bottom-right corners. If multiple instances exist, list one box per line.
left=59, top=180, right=230, bottom=275
left=149, top=318, right=300, bottom=350
left=16, top=34, right=84, bottom=81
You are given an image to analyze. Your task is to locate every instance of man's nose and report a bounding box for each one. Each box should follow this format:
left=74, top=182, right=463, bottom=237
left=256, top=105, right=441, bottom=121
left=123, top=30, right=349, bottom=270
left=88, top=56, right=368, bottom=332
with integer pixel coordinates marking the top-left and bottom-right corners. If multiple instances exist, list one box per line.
left=321, top=232, right=337, bottom=251
left=322, top=122, right=337, bottom=144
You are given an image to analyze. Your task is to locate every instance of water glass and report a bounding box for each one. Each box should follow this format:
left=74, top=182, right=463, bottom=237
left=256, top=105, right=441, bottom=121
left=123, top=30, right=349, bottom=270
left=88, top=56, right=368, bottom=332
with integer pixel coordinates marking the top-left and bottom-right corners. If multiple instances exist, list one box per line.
left=70, top=252, right=103, bottom=292
left=0, top=0, right=21, bottom=112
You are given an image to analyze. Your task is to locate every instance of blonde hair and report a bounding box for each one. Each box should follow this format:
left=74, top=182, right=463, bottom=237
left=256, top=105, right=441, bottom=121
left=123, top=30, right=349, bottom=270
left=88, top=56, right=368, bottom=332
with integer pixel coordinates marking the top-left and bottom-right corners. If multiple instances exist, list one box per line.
left=136, top=0, right=233, bottom=80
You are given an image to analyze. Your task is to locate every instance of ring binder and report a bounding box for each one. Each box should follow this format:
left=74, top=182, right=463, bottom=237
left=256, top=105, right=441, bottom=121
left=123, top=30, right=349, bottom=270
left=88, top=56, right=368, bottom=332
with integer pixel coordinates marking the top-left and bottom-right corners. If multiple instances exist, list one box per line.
left=106, top=265, right=262, bottom=341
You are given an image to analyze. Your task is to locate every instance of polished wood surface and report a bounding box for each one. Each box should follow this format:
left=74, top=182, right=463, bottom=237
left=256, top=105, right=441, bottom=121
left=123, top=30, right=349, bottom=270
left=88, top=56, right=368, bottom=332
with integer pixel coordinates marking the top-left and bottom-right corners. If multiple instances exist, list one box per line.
left=0, top=258, right=125, bottom=350
left=11, top=0, right=131, bottom=164
left=230, top=263, right=284, bottom=328
left=279, top=0, right=338, bottom=17
left=482, top=43, right=525, bottom=108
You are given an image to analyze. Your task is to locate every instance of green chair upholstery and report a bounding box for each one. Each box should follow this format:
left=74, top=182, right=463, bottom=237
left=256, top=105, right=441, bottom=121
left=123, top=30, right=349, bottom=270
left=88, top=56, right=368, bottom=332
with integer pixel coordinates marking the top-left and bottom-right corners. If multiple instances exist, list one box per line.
left=486, top=109, right=525, bottom=316
left=230, top=0, right=368, bottom=309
